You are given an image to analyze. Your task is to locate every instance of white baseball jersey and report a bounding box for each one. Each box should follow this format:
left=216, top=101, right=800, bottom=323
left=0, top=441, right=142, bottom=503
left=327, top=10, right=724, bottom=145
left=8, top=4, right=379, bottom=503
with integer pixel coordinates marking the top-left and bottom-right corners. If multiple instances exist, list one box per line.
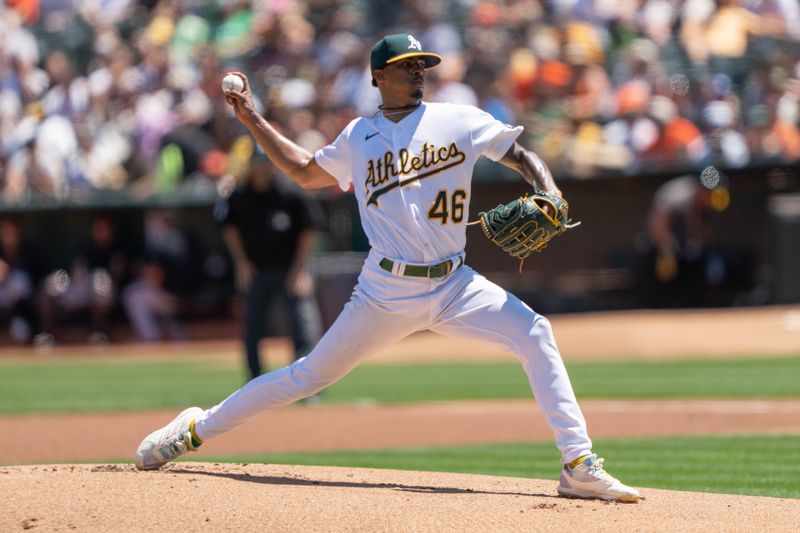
left=315, top=102, right=522, bottom=263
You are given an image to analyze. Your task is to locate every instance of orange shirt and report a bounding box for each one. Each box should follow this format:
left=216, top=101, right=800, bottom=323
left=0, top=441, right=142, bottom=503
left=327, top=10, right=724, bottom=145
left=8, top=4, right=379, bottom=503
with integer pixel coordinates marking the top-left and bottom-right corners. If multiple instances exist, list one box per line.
left=772, top=120, right=800, bottom=160
left=647, top=117, right=704, bottom=163
left=6, top=0, right=40, bottom=24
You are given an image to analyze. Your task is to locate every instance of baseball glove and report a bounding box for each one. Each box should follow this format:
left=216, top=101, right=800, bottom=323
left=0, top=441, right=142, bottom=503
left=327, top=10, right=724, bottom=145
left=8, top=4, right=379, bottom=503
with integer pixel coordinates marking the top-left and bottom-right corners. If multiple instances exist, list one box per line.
left=469, top=192, right=580, bottom=270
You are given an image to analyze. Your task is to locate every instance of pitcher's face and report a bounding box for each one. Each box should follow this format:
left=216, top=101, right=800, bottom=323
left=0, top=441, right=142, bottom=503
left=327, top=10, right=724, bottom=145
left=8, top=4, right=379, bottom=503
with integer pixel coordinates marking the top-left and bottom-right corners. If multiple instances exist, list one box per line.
left=375, top=57, right=427, bottom=103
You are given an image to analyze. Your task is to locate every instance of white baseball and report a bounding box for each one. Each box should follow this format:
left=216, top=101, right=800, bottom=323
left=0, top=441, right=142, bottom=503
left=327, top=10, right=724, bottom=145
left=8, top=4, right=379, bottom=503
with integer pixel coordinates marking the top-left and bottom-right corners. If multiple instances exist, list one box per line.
left=221, top=74, right=244, bottom=93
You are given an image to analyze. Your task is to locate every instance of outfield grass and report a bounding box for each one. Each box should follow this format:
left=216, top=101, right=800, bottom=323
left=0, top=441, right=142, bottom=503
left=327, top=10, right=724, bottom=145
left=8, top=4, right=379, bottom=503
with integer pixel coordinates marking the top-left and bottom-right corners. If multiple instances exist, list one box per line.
left=0, top=360, right=244, bottom=414
left=0, top=356, right=798, bottom=414
left=199, top=434, right=800, bottom=499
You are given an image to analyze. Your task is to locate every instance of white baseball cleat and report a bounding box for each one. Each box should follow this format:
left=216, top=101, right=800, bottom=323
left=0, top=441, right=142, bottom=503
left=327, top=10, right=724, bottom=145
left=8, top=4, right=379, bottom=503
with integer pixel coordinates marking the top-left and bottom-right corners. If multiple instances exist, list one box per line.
left=557, top=454, right=640, bottom=502
left=135, top=407, right=204, bottom=470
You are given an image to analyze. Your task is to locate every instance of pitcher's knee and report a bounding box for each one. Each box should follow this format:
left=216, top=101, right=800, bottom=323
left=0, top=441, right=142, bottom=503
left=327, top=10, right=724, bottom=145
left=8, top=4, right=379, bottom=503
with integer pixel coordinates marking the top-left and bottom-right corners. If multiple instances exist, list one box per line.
left=514, top=316, right=560, bottom=360
left=530, top=316, right=554, bottom=337
left=287, top=358, right=342, bottom=392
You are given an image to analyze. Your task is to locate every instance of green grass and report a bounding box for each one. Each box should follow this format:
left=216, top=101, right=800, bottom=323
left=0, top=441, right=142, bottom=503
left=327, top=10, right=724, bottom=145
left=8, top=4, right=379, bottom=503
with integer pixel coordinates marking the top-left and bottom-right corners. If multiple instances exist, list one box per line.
left=200, top=434, right=800, bottom=499
left=324, top=357, right=800, bottom=402
left=0, top=356, right=798, bottom=414
left=0, top=359, right=245, bottom=413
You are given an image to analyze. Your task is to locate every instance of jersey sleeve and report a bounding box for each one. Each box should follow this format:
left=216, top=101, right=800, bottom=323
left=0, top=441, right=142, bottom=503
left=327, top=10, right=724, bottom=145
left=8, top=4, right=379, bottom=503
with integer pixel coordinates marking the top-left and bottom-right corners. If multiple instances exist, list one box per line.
left=314, top=119, right=358, bottom=191
left=468, top=106, right=524, bottom=161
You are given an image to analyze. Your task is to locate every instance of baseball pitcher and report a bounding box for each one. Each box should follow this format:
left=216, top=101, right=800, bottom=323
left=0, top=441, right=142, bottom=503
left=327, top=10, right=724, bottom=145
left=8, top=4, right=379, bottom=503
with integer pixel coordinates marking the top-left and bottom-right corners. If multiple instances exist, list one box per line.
left=135, top=34, right=639, bottom=502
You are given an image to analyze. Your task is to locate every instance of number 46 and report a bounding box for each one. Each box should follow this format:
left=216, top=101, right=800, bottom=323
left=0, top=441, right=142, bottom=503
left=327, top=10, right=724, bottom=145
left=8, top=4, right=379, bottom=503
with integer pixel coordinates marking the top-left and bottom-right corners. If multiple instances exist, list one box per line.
left=428, top=189, right=467, bottom=224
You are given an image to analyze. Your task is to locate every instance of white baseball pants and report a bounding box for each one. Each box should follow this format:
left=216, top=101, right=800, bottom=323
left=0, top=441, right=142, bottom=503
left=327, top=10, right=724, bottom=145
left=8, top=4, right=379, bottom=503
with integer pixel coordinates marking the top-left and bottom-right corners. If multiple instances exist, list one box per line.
left=195, top=252, right=593, bottom=463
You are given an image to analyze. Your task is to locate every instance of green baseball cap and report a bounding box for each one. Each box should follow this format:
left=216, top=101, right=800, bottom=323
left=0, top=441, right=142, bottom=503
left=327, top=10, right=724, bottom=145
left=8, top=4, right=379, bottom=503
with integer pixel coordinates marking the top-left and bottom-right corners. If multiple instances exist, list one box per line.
left=370, top=33, right=442, bottom=86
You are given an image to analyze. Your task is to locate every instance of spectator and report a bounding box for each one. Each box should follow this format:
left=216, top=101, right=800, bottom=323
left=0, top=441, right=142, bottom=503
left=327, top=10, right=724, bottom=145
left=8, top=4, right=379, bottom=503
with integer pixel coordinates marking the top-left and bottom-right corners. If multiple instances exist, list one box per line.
left=35, top=214, right=129, bottom=345
left=215, top=151, right=323, bottom=380
left=643, top=95, right=707, bottom=171
left=429, top=53, right=478, bottom=106
left=3, top=131, right=60, bottom=202
left=0, top=217, right=37, bottom=343
left=122, top=253, right=183, bottom=343
left=682, top=0, right=784, bottom=87
left=122, top=209, right=201, bottom=342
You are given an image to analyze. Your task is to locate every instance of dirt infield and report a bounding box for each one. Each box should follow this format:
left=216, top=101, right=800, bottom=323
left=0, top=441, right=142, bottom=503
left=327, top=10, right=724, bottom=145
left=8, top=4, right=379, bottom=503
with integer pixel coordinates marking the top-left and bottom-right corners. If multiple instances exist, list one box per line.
left=2, top=463, right=799, bottom=532
left=1, top=306, right=798, bottom=530
left=2, top=399, right=800, bottom=465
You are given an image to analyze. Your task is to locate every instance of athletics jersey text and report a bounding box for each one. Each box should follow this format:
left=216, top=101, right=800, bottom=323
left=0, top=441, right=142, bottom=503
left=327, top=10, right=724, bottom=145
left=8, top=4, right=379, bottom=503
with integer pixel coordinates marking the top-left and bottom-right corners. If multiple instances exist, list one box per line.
left=365, top=141, right=466, bottom=206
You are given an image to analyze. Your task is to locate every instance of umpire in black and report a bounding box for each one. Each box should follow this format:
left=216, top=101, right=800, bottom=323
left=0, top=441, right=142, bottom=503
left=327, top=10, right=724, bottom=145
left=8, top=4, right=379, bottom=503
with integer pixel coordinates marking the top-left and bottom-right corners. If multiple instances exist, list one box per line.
left=216, top=151, right=323, bottom=380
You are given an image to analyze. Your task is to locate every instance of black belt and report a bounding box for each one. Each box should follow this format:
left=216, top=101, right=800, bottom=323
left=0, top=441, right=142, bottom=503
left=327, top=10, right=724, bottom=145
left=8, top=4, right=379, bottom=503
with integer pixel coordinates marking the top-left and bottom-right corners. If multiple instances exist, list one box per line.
left=379, top=256, right=463, bottom=278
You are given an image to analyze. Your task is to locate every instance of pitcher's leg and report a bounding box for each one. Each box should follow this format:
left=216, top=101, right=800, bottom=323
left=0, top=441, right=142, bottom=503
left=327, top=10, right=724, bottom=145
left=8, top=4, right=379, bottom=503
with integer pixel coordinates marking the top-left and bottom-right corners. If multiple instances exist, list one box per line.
left=431, top=271, right=591, bottom=463
left=195, top=292, right=417, bottom=440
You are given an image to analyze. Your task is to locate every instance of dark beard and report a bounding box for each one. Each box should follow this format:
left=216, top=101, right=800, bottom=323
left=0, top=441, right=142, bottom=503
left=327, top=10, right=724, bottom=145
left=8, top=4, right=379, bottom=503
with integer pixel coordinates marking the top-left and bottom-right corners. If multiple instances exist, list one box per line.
left=411, top=88, right=423, bottom=100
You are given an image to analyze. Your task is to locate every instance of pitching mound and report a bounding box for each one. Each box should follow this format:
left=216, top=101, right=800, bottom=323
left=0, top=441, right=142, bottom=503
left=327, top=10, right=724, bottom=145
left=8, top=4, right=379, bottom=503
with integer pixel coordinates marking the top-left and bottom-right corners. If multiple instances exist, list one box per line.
left=2, top=463, right=797, bottom=532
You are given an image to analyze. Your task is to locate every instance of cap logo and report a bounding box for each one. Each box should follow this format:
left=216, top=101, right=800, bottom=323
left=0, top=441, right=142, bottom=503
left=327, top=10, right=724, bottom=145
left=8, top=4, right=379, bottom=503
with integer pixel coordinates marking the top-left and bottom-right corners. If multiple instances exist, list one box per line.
left=407, top=35, right=422, bottom=51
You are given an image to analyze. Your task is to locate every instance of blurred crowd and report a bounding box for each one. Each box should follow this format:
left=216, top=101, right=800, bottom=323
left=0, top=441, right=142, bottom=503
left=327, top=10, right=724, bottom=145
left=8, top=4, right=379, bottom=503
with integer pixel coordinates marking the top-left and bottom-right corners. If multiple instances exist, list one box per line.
left=2, top=0, right=800, bottom=207
left=0, top=0, right=799, bottom=343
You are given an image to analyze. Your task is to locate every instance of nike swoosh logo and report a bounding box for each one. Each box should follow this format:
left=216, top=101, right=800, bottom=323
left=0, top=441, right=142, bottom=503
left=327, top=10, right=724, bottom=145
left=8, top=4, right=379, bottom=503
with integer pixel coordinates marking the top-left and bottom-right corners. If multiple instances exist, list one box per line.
left=365, top=132, right=380, bottom=141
